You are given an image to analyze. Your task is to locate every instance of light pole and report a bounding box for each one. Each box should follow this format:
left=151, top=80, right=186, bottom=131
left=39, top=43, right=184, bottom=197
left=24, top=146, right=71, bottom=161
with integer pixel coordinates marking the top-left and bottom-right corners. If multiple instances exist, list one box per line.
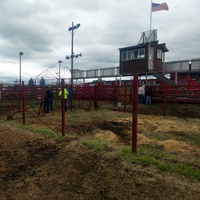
left=58, top=60, right=63, bottom=86
left=66, top=22, right=82, bottom=87
left=19, top=52, right=24, bottom=85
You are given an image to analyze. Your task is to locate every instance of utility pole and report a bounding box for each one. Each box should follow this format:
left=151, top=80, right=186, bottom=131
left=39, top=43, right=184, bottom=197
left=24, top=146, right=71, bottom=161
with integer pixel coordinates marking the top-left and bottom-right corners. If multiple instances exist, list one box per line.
left=58, top=60, right=63, bottom=86
left=19, top=52, right=24, bottom=85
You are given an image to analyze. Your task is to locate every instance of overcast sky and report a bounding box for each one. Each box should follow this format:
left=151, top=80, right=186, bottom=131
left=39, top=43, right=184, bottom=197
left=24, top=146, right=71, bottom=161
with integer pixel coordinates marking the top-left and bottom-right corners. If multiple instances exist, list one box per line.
left=0, top=0, right=199, bottom=83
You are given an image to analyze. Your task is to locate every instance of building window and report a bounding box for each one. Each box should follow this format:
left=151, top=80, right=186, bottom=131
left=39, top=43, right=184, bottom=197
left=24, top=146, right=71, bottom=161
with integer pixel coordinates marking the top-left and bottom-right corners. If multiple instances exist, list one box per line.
left=133, top=50, right=138, bottom=59
left=132, top=48, right=145, bottom=59
left=121, top=48, right=145, bottom=61
left=139, top=49, right=145, bottom=58
left=127, top=51, right=132, bottom=60
left=121, top=52, right=126, bottom=61
left=157, top=49, right=162, bottom=59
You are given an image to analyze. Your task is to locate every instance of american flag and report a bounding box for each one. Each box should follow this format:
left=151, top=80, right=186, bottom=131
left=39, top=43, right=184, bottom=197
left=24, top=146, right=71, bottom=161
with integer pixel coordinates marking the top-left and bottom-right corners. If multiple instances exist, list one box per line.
left=152, top=2, right=169, bottom=12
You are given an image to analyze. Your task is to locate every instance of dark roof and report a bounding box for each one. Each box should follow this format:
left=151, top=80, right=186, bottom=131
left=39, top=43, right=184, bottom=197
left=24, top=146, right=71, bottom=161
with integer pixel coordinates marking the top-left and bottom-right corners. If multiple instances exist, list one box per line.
left=119, top=41, right=169, bottom=53
left=152, top=43, right=169, bottom=52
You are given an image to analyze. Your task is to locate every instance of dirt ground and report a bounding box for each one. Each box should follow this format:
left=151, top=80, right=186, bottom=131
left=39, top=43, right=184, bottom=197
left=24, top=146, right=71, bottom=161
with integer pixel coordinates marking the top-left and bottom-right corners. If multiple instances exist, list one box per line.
left=0, top=105, right=200, bottom=200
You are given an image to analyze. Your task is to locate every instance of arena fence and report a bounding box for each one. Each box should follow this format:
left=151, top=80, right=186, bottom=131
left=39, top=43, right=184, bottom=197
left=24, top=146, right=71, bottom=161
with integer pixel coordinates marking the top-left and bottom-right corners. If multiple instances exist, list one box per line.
left=1, top=82, right=200, bottom=119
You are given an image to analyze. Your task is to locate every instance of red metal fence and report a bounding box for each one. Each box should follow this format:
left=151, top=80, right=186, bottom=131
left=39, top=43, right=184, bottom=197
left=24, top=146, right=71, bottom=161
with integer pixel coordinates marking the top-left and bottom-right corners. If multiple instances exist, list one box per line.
left=1, top=82, right=200, bottom=116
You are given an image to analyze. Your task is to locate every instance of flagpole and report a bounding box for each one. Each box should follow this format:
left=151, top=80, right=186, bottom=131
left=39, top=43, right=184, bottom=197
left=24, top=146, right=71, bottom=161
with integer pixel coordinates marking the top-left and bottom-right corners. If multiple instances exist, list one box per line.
left=150, top=0, right=152, bottom=31
left=148, top=1, right=153, bottom=73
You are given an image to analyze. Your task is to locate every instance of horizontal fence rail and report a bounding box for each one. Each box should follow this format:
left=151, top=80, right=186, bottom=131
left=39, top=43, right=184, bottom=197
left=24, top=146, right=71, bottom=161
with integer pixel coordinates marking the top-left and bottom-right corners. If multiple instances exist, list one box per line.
left=1, top=83, right=200, bottom=116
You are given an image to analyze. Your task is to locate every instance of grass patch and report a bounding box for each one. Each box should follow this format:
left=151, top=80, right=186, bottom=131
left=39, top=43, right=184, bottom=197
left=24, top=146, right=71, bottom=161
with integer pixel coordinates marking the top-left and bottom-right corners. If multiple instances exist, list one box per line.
left=65, top=133, right=77, bottom=138
left=137, top=144, right=171, bottom=159
left=7, top=121, right=60, bottom=139
left=80, top=139, right=110, bottom=151
left=70, top=114, right=80, bottom=119
left=183, top=134, right=200, bottom=145
left=117, top=147, right=200, bottom=181
left=145, top=130, right=200, bottom=146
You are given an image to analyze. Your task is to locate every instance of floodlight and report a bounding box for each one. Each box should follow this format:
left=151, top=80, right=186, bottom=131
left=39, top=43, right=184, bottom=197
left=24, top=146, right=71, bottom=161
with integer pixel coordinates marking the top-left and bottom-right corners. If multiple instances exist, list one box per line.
left=67, top=21, right=81, bottom=101
left=76, top=23, right=81, bottom=28
left=19, top=51, right=24, bottom=85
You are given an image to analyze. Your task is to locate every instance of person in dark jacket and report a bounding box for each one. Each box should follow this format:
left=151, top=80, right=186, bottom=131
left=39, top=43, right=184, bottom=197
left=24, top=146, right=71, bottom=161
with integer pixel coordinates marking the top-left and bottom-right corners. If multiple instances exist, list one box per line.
left=44, top=86, right=50, bottom=113
left=44, top=86, right=53, bottom=113
left=145, top=86, right=152, bottom=105
left=47, top=87, right=53, bottom=110
left=66, top=85, right=71, bottom=109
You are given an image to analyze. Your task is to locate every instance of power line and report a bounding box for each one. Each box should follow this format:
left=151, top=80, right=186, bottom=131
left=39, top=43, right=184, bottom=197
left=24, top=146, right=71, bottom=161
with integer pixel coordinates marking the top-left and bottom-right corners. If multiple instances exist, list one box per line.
left=81, top=0, right=199, bottom=31
left=170, top=0, right=199, bottom=10
left=168, top=37, right=200, bottom=45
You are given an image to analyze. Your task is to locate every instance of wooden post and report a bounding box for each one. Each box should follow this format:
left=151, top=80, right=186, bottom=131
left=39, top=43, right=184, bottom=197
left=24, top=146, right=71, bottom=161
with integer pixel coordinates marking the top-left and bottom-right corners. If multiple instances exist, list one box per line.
left=132, top=74, right=138, bottom=153
left=61, top=79, right=65, bottom=136
left=22, top=81, right=25, bottom=125
left=163, top=83, right=167, bottom=116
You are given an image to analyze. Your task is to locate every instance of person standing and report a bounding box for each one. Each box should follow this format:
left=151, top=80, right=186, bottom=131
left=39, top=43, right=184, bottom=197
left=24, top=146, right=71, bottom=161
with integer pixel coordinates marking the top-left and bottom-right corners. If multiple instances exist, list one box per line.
left=66, top=85, right=71, bottom=109
left=44, top=86, right=50, bottom=113
left=145, top=86, right=152, bottom=105
left=58, top=88, right=69, bottom=111
left=138, top=85, right=145, bottom=104
left=46, top=86, right=54, bottom=110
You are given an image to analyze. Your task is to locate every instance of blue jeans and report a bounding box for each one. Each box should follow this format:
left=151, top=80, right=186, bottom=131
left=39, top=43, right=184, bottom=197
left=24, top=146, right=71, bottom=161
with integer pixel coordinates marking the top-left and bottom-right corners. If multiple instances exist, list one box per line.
left=138, top=94, right=144, bottom=104
left=67, top=98, right=71, bottom=108
left=49, top=97, right=53, bottom=109
left=146, top=95, right=151, bottom=105
left=44, top=99, right=49, bottom=113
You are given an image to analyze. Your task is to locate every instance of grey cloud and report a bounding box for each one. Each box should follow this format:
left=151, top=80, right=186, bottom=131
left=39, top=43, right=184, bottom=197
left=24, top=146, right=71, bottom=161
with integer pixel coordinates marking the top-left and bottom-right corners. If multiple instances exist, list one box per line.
left=0, top=0, right=200, bottom=83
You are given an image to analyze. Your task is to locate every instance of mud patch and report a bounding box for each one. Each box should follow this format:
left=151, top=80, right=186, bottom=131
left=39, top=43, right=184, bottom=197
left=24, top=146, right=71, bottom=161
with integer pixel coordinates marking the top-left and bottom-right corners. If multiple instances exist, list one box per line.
left=94, top=129, right=118, bottom=141
left=1, top=139, right=59, bottom=187
left=68, top=121, right=131, bottom=143
left=138, top=134, right=196, bottom=152
left=0, top=108, right=200, bottom=199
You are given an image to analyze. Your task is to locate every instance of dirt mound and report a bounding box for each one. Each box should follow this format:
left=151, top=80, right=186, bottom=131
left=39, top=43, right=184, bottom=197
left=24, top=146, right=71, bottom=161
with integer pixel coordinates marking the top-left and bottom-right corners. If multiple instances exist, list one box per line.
left=94, top=129, right=119, bottom=141
left=138, top=134, right=195, bottom=152
left=0, top=128, right=200, bottom=200
left=0, top=108, right=200, bottom=200
left=159, top=140, right=193, bottom=152
left=68, top=121, right=131, bottom=144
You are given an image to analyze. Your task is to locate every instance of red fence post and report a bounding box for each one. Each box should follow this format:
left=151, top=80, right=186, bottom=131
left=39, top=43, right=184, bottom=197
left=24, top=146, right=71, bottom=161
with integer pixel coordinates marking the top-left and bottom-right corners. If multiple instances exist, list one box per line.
left=124, top=84, right=127, bottom=112
left=94, top=85, right=98, bottom=109
left=115, top=85, right=118, bottom=108
left=0, top=84, right=2, bottom=101
left=70, top=84, right=73, bottom=111
left=88, top=86, right=92, bottom=109
left=18, top=86, right=21, bottom=113
left=22, top=81, right=25, bottom=125
left=163, top=83, right=167, bottom=116
left=61, top=79, right=65, bottom=136
left=132, top=74, right=138, bottom=153
left=41, top=86, right=45, bottom=116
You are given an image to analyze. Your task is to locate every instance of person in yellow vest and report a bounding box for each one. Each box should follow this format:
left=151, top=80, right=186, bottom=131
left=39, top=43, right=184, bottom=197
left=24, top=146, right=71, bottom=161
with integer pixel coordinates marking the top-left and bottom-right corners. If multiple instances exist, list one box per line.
left=58, top=88, right=69, bottom=111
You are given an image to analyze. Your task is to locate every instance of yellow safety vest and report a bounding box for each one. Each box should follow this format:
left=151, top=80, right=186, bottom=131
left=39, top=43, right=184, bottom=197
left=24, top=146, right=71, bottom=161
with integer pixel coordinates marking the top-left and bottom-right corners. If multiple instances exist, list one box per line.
left=58, top=89, right=69, bottom=99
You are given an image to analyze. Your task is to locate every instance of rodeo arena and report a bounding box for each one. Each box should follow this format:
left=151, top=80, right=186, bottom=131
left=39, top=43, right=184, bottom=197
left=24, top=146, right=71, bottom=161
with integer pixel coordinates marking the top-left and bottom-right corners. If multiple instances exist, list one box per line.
left=0, top=30, right=200, bottom=151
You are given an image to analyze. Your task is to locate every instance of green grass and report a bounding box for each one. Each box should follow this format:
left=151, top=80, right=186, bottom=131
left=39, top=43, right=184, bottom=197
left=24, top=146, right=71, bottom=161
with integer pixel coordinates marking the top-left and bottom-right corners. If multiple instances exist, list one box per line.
left=80, top=139, right=111, bottom=151
left=70, top=114, right=80, bottom=119
left=117, top=147, right=200, bottom=181
left=2, top=107, right=199, bottom=182
left=137, top=144, right=171, bottom=159
left=7, top=121, right=60, bottom=139
left=67, top=108, right=132, bottom=124
left=149, top=131, right=200, bottom=146
left=181, top=134, right=200, bottom=145
left=65, top=133, right=78, bottom=138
